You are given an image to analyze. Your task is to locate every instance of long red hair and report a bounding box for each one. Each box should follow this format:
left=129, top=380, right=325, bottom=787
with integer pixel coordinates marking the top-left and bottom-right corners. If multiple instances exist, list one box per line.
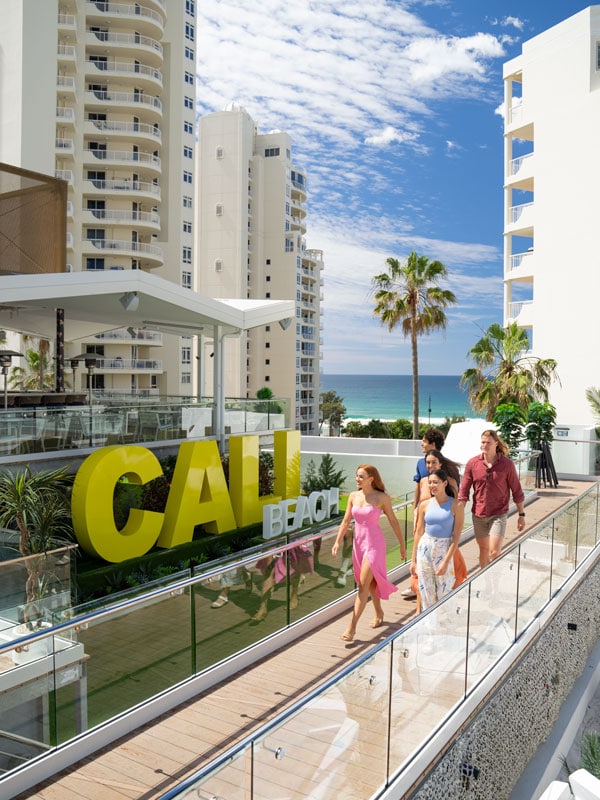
left=357, top=464, right=386, bottom=493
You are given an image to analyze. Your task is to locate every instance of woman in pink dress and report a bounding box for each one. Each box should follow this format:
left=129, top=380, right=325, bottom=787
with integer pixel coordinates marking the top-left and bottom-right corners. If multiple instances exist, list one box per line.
left=332, top=464, right=407, bottom=642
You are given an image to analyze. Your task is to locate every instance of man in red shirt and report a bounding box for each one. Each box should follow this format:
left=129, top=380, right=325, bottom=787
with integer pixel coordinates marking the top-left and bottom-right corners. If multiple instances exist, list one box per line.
left=458, top=429, right=526, bottom=568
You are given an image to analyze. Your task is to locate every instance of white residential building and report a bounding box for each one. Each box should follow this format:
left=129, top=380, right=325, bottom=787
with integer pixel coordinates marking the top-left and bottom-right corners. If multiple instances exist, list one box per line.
left=197, top=106, right=323, bottom=435
left=0, top=0, right=198, bottom=397
left=503, top=6, right=600, bottom=428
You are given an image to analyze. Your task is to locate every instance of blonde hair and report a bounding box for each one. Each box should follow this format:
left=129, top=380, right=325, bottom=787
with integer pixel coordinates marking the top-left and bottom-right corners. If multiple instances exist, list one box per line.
left=357, top=464, right=386, bottom=493
left=482, top=429, right=509, bottom=456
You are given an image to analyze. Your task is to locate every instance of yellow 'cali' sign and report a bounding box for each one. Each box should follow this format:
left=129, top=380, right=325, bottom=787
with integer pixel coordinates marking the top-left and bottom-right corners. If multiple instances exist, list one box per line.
left=71, top=430, right=300, bottom=563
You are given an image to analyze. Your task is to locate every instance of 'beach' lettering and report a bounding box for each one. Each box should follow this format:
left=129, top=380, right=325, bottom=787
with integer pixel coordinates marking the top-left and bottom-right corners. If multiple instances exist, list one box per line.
left=262, top=488, right=339, bottom=539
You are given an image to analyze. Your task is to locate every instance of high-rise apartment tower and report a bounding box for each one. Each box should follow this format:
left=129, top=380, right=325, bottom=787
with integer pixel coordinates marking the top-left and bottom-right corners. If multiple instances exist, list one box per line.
left=503, top=5, right=600, bottom=427
left=197, top=106, right=323, bottom=435
left=0, top=0, right=198, bottom=396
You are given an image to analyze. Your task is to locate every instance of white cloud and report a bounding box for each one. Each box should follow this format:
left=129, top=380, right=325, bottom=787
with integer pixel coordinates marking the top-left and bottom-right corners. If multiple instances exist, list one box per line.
left=502, top=16, right=525, bottom=30
left=364, top=126, right=419, bottom=147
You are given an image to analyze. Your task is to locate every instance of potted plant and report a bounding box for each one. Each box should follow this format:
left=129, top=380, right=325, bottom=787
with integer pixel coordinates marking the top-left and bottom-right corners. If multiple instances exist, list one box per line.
left=0, top=466, right=76, bottom=629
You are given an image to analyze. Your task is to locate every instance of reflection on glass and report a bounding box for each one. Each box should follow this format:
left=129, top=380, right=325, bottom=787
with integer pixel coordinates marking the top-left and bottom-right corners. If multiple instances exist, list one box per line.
left=178, top=747, right=249, bottom=799
left=254, top=655, right=390, bottom=800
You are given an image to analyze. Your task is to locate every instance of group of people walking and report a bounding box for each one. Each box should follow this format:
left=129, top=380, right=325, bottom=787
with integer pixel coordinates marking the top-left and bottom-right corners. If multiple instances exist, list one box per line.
left=332, top=427, right=526, bottom=641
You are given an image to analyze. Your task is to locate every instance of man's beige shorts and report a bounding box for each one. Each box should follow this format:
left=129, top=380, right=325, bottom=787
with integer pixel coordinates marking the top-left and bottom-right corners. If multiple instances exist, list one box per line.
left=473, top=514, right=508, bottom=539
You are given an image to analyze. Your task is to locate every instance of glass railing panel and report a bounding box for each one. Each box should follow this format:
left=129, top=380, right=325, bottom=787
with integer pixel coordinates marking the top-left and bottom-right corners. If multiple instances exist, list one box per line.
left=515, top=538, right=550, bottom=635
left=391, top=607, right=466, bottom=774
left=65, top=589, right=193, bottom=731
left=466, top=564, right=515, bottom=678
left=574, top=490, right=599, bottom=563
left=176, top=746, right=250, bottom=800
left=253, top=649, right=391, bottom=799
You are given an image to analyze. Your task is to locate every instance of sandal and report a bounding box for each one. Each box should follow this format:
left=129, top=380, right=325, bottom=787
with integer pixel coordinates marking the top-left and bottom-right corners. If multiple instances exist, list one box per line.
left=211, top=595, right=228, bottom=608
left=370, top=616, right=384, bottom=629
left=340, top=630, right=355, bottom=642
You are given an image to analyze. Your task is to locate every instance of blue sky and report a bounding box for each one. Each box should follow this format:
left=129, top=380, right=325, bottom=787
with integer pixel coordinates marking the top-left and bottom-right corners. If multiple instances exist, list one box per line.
left=197, top=0, right=588, bottom=376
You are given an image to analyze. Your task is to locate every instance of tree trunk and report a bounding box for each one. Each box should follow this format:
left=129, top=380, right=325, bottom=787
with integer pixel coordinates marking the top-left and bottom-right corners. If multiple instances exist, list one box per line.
left=411, top=317, right=419, bottom=440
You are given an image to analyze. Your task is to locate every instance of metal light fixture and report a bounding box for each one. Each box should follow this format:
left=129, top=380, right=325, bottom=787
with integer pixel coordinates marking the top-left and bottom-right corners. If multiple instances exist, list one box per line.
left=70, top=353, right=98, bottom=445
left=0, top=350, right=23, bottom=410
left=119, top=292, right=139, bottom=312
left=278, top=317, right=292, bottom=331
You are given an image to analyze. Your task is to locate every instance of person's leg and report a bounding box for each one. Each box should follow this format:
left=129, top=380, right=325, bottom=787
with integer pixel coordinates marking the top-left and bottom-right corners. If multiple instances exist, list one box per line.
left=341, top=559, right=373, bottom=641
left=369, top=579, right=384, bottom=627
left=252, top=558, right=276, bottom=621
left=488, top=515, right=508, bottom=562
left=473, top=516, right=492, bottom=569
left=416, top=535, right=436, bottom=610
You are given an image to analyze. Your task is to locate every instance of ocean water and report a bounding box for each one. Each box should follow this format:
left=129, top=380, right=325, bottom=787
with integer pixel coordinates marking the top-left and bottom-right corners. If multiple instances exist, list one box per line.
left=320, top=374, right=480, bottom=423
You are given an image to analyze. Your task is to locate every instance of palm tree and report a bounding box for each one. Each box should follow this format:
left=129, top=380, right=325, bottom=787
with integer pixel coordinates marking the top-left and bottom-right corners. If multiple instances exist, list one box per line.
left=372, top=251, right=457, bottom=439
left=8, top=336, right=53, bottom=390
left=461, top=322, right=559, bottom=420
left=586, top=387, right=600, bottom=423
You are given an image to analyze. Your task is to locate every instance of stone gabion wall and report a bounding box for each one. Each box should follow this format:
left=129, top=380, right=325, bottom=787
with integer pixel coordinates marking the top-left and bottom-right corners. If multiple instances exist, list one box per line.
left=409, top=557, right=600, bottom=800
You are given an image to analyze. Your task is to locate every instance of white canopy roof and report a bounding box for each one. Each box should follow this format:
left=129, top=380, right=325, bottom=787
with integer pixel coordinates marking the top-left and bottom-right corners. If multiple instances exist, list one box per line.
left=0, top=271, right=295, bottom=341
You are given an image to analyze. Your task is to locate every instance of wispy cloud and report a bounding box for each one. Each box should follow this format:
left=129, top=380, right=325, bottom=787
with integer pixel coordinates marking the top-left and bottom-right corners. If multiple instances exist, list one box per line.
left=197, top=1, right=511, bottom=373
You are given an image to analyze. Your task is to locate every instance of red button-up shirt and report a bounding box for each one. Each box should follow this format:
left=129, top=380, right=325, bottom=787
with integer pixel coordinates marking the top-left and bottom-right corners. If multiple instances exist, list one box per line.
left=458, top=453, right=525, bottom=518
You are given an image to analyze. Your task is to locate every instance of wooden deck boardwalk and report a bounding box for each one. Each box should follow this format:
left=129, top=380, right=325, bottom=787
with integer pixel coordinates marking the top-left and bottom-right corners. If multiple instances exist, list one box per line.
left=14, top=480, right=592, bottom=800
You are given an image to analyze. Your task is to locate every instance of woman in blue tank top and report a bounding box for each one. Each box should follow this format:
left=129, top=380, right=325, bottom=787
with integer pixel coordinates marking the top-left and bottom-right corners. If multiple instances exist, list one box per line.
left=411, top=468, right=464, bottom=610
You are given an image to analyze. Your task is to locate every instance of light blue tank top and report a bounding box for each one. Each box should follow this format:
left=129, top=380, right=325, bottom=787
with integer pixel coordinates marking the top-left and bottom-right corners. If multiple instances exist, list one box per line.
left=424, top=497, right=454, bottom=539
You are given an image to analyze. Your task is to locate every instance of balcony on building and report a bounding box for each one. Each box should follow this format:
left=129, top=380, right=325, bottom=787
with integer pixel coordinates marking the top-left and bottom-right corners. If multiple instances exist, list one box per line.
left=507, top=299, right=533, bottom=326
left=82, top=207, right=161, bottom=232
left=84, top=58, right=163, bottom=91
left=56, top=75, right=76, bottom=95
left=55, top=169, right=74, bottom=186
left=83, top=147, right=161, bottom=176
left=57, top=43, right=76, bottom=63
left=84, top=118, right=162, bottom=145
left=84, top=89, right=162, bottom=121
left=82, top=177, right=161, bottom=203
left=92, top=357, right=164, bottom=373
left=56, top=106, right=76, bottom=126
left=506, top=194, right=534, bottom=236
left=84, top=0, right=166, bottom=39
left=506, top=150, right=534, bottom=190
left=82, top=237, right=164, bottom=269
left=57, top=12, right=76, bottom=31
left=84, top=29, right=163, bottom=63
left=506, top=248, right=535, bottom=279
left=55, top=137, right=75, bottom=157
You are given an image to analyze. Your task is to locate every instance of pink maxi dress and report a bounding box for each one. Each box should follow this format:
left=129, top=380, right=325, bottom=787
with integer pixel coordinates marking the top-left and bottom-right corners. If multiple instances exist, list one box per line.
left=351, top=504, right=398, bottom=599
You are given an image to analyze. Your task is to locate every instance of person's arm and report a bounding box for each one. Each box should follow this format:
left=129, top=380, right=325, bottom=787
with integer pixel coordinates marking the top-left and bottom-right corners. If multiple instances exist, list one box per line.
left=381, top=494, right=407, bottom=561
left=457, top=460, right=473, bottom=506
left=507, top=461, right=527, bottom=531
left=411, top=499, right=428, bottom=575
left=436, top=499, right=465, bottom=576
left=332, top=494, right=354, bottom=556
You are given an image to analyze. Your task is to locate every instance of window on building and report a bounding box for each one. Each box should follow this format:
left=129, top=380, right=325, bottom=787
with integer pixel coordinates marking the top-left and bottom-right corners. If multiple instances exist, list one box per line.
left=184, top=96, right=193, bottom=109
left=183, top=170, right=193, bottom=183
left=265, top=359, right=270, bottom=365
left=182, top=246, right=192, bottom=264
left=265, top=342, right=270, bottom=349
left=185, top=0, right=195, bottom=14
left=181, top=372, right=192, bottom=385
left=185, top=22, right=195, bottom=41
left=86, top=258, right=105, bottom=270
left=183, top=195, right=192, bottom=208
left=265, top=325, right=270, bottom=332
left=215, top=259, right=223, bottom=272
left=597, top=42, right=600, bottom=70
left=285, top=239, right=293, bottom=253
left=183, top=220, right=192, bottom=234
left=216, top=146, right=224, bottom=158
left=265, top=376, right=270, bottom=382
left=185, top=71, right=194, bottom=85
left=286, top=148, right=291, bottom=160
left=265, top=147, right=280, bottom=157
left=265, top=292, right=270, bottom=298
left=216, top=204, right=223, bottom=216
left=86, top=228, right=105, bottom=241
left=185, top=46, right=194, bottom=60
left=184, top=145, right=193, bottom=158
left=266, top=275, right=271, bottom=282
left=182, top=271, right=192, bottom=288
left=181, top=346, right=191, bottom=364
left=184, top=120, right=193, bottom=134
